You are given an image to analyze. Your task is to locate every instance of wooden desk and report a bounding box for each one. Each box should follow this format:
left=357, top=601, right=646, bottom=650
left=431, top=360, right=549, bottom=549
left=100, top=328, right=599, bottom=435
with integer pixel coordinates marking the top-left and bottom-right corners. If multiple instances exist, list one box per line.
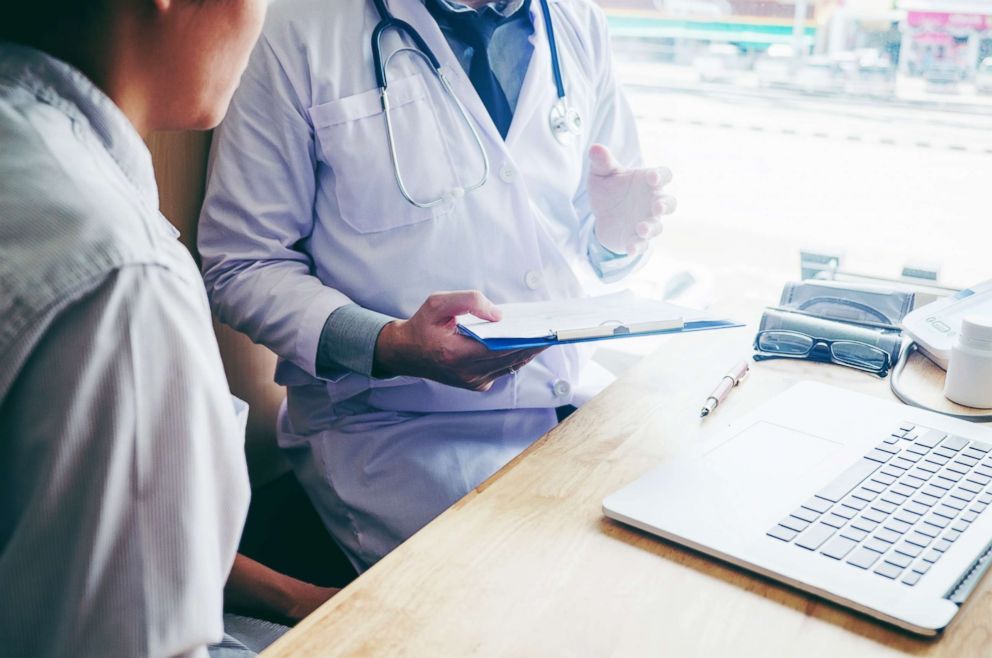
left=262, top=330, right=992, bottom=658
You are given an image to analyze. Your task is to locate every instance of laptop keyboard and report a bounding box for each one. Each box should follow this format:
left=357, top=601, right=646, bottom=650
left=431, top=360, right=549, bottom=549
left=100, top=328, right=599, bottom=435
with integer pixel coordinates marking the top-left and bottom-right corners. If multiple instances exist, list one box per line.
left=767, top=424, right=992, bottom=587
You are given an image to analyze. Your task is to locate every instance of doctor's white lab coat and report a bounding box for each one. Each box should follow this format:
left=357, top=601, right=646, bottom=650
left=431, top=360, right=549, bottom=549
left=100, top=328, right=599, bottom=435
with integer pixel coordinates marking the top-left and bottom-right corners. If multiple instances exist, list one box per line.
left=198, top=0, right=642, bottom=570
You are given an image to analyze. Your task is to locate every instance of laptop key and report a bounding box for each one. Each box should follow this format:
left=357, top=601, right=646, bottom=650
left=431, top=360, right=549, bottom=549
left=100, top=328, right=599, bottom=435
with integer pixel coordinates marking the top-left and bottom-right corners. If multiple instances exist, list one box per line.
left=972, top=502, right=989, bottom=514
left=894, top=541, right=922, bottom=558
left=981, top=492, right=992, bottom=504
left=847, top=547, right=882, bottom=569
left=890, top=483, right=916, bottom=498
left=904, top=501, right=930, bottom=516
left=933, top=447, right=957, bottom=459
left=864, top=537, right=891, bottom=554
left=962, top=510, right=980, bottom=523
left=896, top=454, right=920, bottom=466
left=816, top=459, right=879, bottom=503
left=902, top=475, right=926, bottom=489
left=861, top=480, right=886, bottom=495
left=934, top=504, right=960, bottom=520
left=924, top=514, right=949, bottom=529
left=946, top=462, right=970, bottom=476
left=967, top=473, right=992, bottom=486
left=902, top=571, right=922, bottom=586
left=862, top=508, right=887, bottom=523
left=913, top=561, right=932, bottom=574
left=853, top=486, right=879, bottom=501
left=874, top=561, right=903, bottom=579
left=884, top=519, right=912, bottom=534
left=914, top=493, right=940, bottom=507
left=917, top=430, right=945, bottom=448
left=767, top=525, right=799, bottom=542
left=958, top=455, right=981, bottom=468
left=893, top=510, right=922, bottom=525
left=951, top=488, right=976, bottom=503
left=874, top=471, right=899, bottom=485
left=886, top=552, right=913, bottom=568
left=821, top=536, right=858, bottom=560
left=958, top=480, right=982, bottom=495
left=796, top=523, right=835, bottom=550
left=821, top=513, right=848, bottom=528
left=970, top=440, right=992, bottom=453
left=906, top=532, right=933, bottom=548
left=792, top=507, right=820, bottom=523
left=865, top=449, right=892, bottom=464
left=923, top=549, right=942, bottom=563
left=802, top=497, right=833, bottom=514
left=952, top=520, right=970, bottom=532
left=906, top=443, right=930, bottom=456
left=914, top=523, right=941, bottom=539
left=939, top=471, right=963, bottom=483
left=944, top=497, right=967, bottom=511
left=881, top=492, right=908, bottom=506
left=917, top=461, right=940, bottom=474
left=841, top=496, right=867, bottom=511
left=921, top=484, right=946, bottom=498
left=875, top=528, right=901, bottom=544
left=852, top=517, right=879, bottom=533
left=934, top=538, right=953, bottom=552
left=944, top=529, right=962, bottom=542
left=872, top=500, right=897, bottom=515
left=779, top=516, right=811, bottom=533
left=943, top=435, right=969, bottom=451
left=876, top=442, right=900, bottom=455
left=833, top=505, right=859, bottom=520
left=840, top=527, right=868, bottom=542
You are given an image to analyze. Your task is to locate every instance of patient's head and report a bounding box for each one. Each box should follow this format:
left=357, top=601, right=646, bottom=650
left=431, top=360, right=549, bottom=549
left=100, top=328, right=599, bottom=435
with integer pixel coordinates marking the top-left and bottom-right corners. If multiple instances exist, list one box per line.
left=1, top=0, right=266, bottom=133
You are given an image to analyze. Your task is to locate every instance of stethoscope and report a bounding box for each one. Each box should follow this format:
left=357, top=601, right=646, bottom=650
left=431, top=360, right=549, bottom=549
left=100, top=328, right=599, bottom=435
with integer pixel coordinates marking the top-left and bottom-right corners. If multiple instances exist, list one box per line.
left=370, top=0, right=582, bottom=209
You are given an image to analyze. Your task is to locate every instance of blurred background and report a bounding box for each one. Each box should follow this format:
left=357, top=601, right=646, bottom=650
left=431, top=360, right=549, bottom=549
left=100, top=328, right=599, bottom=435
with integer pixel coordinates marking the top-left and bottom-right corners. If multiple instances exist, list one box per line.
left=590, top=0, right=991, bottom=369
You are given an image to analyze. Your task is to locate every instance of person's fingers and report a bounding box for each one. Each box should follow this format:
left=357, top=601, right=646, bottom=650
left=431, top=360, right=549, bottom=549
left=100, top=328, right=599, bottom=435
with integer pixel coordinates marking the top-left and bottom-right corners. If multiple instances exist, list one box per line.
left=424, top=290, right=501, bottom=324
left=636, top=219, right=664, bottom=239
left=588, top=143, right=622, bottom=177
left=658, top=194, right=677, bottom=215
left=648, top=166, right=673, bottom=188
left=624, top=238, right=649, bottom=256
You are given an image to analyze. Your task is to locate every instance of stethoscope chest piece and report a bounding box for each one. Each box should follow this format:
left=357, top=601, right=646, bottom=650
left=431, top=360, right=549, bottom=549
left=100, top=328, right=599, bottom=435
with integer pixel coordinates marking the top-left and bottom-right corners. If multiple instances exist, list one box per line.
left=549, top=99, right=582, bottom=146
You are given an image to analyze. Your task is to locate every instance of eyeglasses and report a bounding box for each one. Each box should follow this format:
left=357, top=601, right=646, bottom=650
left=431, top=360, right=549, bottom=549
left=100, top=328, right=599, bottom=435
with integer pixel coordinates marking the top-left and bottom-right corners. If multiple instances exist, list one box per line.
left=753, top=329, right=892, bottom=377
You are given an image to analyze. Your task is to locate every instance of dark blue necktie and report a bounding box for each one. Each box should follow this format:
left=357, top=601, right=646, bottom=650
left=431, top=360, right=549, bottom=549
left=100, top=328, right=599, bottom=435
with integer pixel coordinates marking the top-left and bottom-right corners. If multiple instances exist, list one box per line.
left=426, top=1, right=514, bottom=138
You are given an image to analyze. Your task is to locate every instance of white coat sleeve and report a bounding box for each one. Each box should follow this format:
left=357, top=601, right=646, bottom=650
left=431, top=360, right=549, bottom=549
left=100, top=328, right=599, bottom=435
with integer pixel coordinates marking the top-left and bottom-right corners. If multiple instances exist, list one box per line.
left=198, top=35, right=352, bottom=378
left=575, top=5, right=650, bottom=284
left=0, top=266, right=249, bottom=658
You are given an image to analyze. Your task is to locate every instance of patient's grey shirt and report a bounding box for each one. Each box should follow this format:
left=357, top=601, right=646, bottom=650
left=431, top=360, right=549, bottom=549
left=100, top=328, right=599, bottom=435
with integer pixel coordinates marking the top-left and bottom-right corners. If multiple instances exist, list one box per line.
left=0, top=43, right=250, bottom=658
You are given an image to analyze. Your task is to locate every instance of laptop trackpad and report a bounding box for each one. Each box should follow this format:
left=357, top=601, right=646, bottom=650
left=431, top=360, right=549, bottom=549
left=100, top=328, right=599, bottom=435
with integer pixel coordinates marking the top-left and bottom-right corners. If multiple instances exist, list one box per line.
left=704, top=421, right=842, bottom=483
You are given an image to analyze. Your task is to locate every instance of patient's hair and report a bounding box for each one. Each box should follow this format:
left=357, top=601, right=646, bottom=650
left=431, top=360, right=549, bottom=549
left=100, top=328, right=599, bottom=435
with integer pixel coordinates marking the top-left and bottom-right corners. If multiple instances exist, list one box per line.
left=0, top=2, right=108, bottom=46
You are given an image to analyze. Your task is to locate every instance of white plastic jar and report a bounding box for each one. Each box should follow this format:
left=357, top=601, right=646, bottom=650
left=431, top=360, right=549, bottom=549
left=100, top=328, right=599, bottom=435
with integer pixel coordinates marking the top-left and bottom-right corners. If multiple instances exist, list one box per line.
left=944, top=315, right=992, bottom=409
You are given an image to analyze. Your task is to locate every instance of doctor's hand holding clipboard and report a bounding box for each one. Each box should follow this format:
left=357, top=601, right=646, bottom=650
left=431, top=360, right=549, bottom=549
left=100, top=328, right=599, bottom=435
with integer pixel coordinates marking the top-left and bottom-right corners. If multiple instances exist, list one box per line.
left=373, top=290, right=547, bottom=392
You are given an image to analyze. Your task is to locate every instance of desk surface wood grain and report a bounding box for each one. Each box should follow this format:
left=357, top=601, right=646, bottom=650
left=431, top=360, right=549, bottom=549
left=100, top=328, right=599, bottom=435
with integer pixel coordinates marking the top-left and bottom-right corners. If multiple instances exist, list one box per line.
left=262, top=329, right=992, bottom=658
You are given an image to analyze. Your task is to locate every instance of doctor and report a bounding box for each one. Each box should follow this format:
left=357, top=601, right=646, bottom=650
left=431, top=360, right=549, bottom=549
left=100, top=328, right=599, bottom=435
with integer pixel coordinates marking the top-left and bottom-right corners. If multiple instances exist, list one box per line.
left=199, top=0, right=675, bottom=571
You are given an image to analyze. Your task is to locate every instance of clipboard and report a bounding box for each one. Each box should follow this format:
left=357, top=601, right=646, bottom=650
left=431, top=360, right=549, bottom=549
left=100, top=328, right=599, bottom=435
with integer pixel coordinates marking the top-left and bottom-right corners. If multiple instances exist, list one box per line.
left=456, top=291, right=742, bottom=351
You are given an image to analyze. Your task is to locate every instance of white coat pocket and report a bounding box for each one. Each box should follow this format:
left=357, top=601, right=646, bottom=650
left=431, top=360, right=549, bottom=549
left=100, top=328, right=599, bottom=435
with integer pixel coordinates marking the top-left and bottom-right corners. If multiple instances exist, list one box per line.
left=309, top=73, right=458, bottom=233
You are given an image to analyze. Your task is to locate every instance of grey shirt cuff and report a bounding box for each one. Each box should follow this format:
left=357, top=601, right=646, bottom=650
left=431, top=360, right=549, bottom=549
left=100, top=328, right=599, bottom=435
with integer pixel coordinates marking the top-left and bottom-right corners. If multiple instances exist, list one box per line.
left=316, top=304, right=395, bottom=378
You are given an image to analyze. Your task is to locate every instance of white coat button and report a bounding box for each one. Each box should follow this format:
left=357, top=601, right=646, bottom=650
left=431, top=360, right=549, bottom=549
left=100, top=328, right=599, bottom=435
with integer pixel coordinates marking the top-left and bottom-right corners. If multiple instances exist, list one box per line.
left=552, top=379, right=572, bottom=399
left=499, top=164, right=517, bottom=183
left=524, top=270, right=543, bottom=290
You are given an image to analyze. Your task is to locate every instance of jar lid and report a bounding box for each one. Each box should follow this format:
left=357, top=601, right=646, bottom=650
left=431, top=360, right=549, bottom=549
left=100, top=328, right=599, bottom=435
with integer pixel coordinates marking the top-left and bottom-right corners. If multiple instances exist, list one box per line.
left=961, top=315, right=992, bottom=343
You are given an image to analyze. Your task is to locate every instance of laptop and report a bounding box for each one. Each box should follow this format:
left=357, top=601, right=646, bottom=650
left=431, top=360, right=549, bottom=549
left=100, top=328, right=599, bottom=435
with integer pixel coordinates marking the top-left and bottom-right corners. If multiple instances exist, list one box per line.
left=603, top=381, right=992, bottom=635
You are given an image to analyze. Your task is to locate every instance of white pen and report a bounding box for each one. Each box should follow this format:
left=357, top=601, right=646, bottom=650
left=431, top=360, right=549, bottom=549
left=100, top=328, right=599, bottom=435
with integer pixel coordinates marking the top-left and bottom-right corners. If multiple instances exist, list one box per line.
left=700, top=361, right=750, bottom=418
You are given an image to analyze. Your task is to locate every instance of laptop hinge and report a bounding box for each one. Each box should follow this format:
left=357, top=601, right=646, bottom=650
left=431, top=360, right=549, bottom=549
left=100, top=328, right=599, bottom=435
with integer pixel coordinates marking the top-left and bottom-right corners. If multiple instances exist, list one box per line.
left=946, top=540, right=992, bottom=604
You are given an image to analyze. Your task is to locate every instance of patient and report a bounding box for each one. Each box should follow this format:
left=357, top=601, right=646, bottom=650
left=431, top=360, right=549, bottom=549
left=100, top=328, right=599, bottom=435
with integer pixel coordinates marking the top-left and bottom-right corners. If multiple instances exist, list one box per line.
left=0, top=2, right=331, bottom=657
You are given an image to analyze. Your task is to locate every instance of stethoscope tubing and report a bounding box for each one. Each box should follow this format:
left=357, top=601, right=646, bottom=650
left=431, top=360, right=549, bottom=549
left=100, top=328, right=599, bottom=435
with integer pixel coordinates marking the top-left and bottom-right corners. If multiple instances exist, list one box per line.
left=371, top=0, right=567, bottom=103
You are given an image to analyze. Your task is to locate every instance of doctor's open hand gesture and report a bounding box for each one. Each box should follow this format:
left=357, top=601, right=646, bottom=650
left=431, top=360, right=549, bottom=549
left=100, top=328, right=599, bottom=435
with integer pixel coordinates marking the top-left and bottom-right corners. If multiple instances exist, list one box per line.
left=373, top=291, right=546, bottom=392
left=588, top=144, right=677, bottom=257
